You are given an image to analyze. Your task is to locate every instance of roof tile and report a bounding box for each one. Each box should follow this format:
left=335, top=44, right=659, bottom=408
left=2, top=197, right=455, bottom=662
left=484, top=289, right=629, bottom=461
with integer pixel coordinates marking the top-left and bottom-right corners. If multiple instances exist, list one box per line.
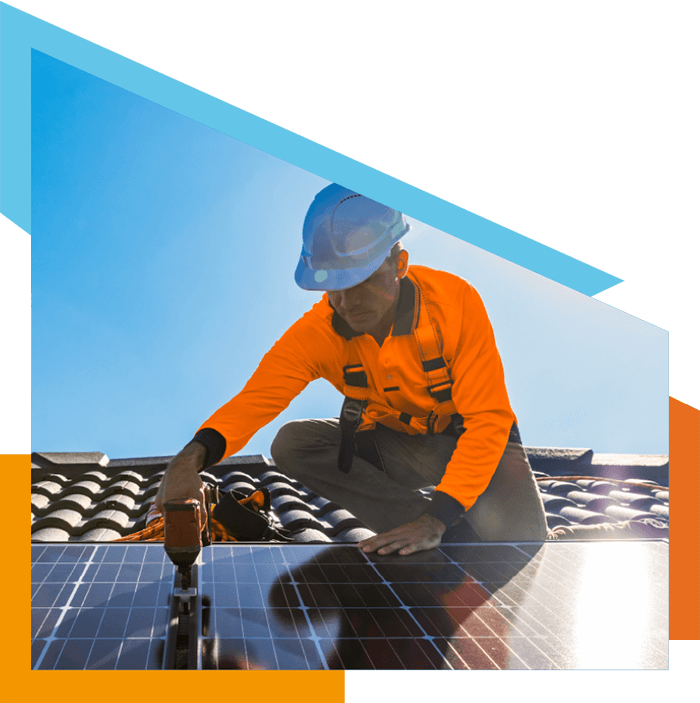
left=541, top=495, right=577, bottom=511
left=584, top=480, right=617, bottom=495
left=31, top=451, right=109, bottom=467
left=83, top=510, right=133, bottom=532
left=564, top=491, right=616, bottom=512
left=33, top=509, right=83, bottom=531
left=33, top=481, right=64, bottom=497
left=335, top=526, right=374, bottom=542
left=58, top=494, right=95, bottom=512
left=78, top=527, right=123, bottom=541
left=96, top=494, right=138, bottom=513
left=604, top=506, right=658, bottom=522
left=31, top=494, right=51, bottom=512
left=558, top=507, right=609, bottom=525
left=273, top=494, right=315, bottom=513
left=31, top=527, right=71, bottom=541
left=649, top=504, right=669, bottom=519
left=276, top=509, right=327, bottom=533
left=544, top=514, right=571, bottom=528
left=607, top=491, right=662, bottom=510
left=539, top=480, right=578, bottom=496
left=319, top=509, right=365, bottom=536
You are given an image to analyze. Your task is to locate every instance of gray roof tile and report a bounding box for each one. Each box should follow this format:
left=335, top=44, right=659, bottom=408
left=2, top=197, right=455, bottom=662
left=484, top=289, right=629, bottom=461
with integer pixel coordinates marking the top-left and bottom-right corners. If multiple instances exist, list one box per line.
left=544, top=514, right=571, bottom=528
left=649, top=504, right=669, bottom=519
left=335, top=526, right=374, bottom=542
left=32, top=527, right=71, bottom=541
left=604, top=505, right=658, bottom=522
left=583, top=480, right=617, bottom=495
left=276, top=509, right=328, bottom=533
left=33, top=480, right=65, bottom=497
left=558, top=507, right=610, bottom=525
left=564, top=491, right=617, bottom=512
left=320, top=509, right=365, bottom=536
left=273, top=494, right=315, bottom=513
left=77, top=527, right=123, bottom=541
left=31, top=494, right=51, bottom=511
left=31, top=452, right=109, bottom=467
left=540, top=495, right=577, bottom=511
left=538, top=480, right=578, bottom=496
left=607, top=491, right=663, bottom=510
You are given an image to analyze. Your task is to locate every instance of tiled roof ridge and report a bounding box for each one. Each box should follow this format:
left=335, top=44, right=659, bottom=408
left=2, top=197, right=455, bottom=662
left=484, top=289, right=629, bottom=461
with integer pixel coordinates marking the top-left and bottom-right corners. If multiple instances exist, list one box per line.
left=29, top=451, right=270, bottom=468
left=534, top=475, right=666, bottom=491
left=32, top=447, right=670, bottom=487
left=31, top=447, right=669, bottom=467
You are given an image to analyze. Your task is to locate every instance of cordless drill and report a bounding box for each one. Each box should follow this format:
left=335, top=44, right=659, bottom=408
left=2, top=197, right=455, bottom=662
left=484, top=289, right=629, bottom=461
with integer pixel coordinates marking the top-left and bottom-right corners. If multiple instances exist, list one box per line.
left=163, top=488, right=215, bottom=591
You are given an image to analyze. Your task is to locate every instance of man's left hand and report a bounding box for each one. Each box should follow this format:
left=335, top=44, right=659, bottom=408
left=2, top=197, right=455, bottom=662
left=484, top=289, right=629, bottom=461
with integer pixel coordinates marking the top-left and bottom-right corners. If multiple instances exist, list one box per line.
left=358, top=513, right=447, bottom=556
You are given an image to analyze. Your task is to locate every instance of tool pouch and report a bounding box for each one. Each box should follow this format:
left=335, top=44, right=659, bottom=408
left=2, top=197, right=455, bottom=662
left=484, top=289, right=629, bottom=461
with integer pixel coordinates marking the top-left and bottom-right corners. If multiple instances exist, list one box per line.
left=212, top=487, right=295, bottom=542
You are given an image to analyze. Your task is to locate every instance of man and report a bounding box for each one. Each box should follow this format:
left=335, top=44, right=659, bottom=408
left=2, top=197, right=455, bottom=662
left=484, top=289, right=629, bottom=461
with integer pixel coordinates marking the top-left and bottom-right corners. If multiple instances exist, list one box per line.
left=155, top=184, right=549, bottom=555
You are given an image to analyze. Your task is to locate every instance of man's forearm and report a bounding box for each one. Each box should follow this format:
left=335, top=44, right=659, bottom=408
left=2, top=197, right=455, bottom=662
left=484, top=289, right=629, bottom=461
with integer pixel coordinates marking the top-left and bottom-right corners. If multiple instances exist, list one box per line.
left=167, top=439, right=207, bottom=475
left=154, top=440, right=207, bottom=512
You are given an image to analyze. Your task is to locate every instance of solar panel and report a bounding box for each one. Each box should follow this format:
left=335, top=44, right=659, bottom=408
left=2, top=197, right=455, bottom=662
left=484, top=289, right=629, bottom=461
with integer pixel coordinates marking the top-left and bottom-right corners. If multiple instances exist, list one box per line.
left=31, top=540, right=668, bottom=670
left=31, top=543, right=175, bottom=669
left=199, top=541, right=668, bottom=670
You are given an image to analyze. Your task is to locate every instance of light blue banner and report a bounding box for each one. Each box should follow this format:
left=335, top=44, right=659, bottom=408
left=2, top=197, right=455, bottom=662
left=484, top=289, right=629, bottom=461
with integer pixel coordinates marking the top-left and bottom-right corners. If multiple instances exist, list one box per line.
left=0, top=3, right=622, bottom=295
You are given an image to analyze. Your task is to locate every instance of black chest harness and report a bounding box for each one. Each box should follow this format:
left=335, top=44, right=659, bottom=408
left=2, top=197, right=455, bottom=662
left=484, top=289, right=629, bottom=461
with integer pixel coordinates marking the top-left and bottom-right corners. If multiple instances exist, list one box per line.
left=335, top=279, right=460, bottom=472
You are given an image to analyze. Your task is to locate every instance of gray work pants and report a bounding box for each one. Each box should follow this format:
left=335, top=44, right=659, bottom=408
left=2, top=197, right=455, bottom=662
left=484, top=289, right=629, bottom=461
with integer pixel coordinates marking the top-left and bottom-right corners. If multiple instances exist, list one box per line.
left=270, top=419, right=549, bottom=541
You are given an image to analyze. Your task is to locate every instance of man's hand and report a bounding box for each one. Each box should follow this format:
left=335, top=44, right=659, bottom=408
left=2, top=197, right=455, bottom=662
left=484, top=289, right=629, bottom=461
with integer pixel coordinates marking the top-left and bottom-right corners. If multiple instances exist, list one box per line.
left=154, top=440, right=207, bottom=514
left=357, top=513, right=447, bottom=556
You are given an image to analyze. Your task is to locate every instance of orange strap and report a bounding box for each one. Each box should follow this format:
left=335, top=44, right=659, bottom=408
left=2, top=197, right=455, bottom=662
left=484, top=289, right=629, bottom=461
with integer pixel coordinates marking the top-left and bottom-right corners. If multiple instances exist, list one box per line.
left=115, top=488, right=272, bottom=543
left=115, top=507, right=239, bottom=543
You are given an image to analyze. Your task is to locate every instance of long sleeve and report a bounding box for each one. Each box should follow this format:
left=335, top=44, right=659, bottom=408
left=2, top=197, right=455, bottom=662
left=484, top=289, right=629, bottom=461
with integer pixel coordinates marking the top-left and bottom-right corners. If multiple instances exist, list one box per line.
left=195, top=303, right=345, bottom=466
left=430, top=284, right=515, bottom=515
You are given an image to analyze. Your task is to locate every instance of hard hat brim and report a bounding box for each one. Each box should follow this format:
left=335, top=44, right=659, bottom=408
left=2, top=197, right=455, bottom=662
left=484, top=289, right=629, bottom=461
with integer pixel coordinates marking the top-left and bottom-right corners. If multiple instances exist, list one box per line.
left=294, top=253, right=387, bottom=292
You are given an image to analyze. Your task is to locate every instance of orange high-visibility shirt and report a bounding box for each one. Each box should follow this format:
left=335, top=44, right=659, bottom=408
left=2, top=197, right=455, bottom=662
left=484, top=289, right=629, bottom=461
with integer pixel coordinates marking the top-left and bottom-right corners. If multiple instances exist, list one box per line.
left=196, top=265, right=517, bottom=521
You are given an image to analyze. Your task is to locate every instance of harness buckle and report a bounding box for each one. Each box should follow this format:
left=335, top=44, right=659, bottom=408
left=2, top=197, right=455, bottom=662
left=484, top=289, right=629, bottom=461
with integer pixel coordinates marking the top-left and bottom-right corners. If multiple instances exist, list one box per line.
left=341, top=397, right=365, bottom=423
left=426, top=380, right=453, bottom=403
left=338, top=397, right=367, bottom=473
left=342, top=364, right=368, bottom=388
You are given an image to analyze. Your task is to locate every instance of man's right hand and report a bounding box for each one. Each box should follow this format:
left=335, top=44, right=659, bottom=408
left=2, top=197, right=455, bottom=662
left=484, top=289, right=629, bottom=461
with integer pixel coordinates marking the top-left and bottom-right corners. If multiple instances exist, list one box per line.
left=154, top=440, right=207, bottom=514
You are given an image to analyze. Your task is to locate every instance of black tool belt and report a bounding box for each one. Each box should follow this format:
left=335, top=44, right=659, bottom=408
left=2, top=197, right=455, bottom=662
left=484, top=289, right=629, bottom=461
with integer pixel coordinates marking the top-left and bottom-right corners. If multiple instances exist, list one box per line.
left=212, top=487, right=294, bottom=542
left=338, top=406, right=465, bottom=474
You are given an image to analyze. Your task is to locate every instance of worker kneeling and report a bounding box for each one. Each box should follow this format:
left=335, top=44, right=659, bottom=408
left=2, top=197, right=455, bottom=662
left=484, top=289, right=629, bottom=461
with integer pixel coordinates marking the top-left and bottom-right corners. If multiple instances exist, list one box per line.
left=155, top=184, right=549, bottom=556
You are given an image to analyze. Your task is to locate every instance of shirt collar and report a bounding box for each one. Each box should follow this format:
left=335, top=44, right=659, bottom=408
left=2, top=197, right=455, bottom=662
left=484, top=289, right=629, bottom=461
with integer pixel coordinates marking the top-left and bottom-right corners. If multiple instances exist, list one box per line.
left=330, top=276, right=418, bottom=340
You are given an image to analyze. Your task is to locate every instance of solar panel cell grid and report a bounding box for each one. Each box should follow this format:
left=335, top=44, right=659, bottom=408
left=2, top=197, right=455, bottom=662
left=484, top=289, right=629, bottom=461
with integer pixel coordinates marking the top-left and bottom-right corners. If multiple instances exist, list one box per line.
left=31, top=540, right=667, bottom=670
left=199, top=542, right=668, bottom=670
left=31, top=544, right=174, bottom=670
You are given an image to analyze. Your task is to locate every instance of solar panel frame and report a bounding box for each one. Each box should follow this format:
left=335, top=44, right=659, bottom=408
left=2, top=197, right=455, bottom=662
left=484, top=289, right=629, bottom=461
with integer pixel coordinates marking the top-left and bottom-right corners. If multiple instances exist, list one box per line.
left=162, top=564, right=202, bottom=670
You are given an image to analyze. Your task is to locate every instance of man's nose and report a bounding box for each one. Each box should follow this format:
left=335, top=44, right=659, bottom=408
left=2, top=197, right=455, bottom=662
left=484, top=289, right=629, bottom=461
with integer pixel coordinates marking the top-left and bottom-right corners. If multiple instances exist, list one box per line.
left=337, top=285, right=361, bottom=308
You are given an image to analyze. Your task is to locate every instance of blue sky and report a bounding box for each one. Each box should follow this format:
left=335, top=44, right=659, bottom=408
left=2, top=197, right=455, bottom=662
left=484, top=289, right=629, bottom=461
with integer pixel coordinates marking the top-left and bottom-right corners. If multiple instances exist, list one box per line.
left=31, top=51, right=668, bottom=459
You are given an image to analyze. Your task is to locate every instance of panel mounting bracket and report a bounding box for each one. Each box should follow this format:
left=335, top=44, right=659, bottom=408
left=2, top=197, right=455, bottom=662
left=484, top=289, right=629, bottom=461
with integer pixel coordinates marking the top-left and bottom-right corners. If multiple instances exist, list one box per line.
left=163, top=563, right=202, bottom=669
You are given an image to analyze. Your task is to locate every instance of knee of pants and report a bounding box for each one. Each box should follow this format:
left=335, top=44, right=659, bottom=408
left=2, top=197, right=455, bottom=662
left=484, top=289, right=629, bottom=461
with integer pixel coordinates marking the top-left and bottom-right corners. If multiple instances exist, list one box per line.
left=270, top=419, right=337, bottom=477
left=270, top=420, right=305, bottom=468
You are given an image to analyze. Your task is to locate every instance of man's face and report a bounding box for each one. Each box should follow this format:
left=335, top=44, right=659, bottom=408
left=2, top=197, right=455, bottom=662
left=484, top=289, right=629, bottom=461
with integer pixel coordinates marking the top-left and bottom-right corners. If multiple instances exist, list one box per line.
left=326, top=257, right=401, bottom=336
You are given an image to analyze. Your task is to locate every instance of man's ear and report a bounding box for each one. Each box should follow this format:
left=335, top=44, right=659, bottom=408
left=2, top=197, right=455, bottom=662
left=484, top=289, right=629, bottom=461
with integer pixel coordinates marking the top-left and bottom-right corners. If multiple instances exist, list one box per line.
left=397, top=249, right=409, bottom=278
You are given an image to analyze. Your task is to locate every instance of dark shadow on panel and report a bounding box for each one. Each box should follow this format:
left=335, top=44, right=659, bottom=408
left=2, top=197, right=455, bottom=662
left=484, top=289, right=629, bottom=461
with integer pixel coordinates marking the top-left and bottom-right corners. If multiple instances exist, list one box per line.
left=202, top=543, right=543, bottom=670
